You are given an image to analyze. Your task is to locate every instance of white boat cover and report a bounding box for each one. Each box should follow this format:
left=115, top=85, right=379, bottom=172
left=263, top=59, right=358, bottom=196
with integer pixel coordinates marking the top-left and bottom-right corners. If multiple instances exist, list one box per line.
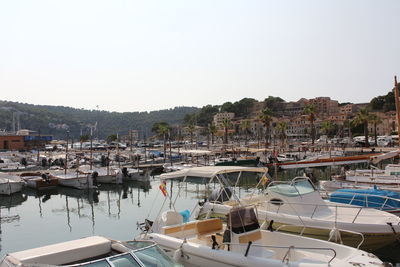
left=160, top=166, right=268, bottom=180
left=7, top=236, right=111, bottom=265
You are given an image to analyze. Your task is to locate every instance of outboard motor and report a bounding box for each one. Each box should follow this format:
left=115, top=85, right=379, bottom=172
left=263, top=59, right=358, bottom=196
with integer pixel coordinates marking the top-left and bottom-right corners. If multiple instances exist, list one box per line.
left=41, top=158, right=47, bottom=167
left=101, top=155, right=107, bottom=167
left=41, top=173, right=51, bottom=184
left=208, top=187, right=232, bottom=203
left=92, top=171, right=99, bottom=186
left=121, top=167, right=129, bottom=178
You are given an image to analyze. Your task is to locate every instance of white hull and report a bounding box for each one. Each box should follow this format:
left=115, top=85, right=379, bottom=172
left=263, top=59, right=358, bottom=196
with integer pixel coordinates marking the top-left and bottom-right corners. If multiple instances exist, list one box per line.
left=0, top=181, right=24, bottom=195
left=57, top=175, right=95, bottom=190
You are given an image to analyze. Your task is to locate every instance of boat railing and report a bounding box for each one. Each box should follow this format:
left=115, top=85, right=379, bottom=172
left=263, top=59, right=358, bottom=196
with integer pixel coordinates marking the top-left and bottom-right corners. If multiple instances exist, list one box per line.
left=265, top=199, right=400, bottom=225
left=223, top=242, right=337, bottom=264
left=274, top=224, right=365, bottom=249
left=328, top=191, right=400, bottom=213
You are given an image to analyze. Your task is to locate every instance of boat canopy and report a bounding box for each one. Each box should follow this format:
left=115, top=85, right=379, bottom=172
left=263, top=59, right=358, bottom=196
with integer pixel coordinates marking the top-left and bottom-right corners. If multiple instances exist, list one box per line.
left=160, top=166, right=268, bottom=181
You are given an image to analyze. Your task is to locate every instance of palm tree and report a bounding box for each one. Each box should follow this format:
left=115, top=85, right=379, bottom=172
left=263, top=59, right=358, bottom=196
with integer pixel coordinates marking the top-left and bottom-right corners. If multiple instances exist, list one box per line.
left=304, top=104, right=318, bottom=145
left=369, top=114, right=382, bottom=146
left=321, top=121, right=336, bottom=143
left=276, top=121, right=287, bottom=146
left=79, top=134, right=89, bottom=150
left=186, top=123, right=196, bottom=149
left=259, top=108, right=273, bottom=149
left=240, top=120, right=251, bottom=145
left=221, top=118, right=232, bottom=144
left=157, top=124, right=170, bottom=162
left=208, top=123, right=217, bottom=145
left=352, top=107, right=372, bottom=147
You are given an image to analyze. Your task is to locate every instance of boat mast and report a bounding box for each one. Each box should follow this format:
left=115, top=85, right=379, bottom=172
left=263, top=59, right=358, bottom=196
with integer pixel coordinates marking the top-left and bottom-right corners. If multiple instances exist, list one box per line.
left=394, top=76, right=400, bottom=142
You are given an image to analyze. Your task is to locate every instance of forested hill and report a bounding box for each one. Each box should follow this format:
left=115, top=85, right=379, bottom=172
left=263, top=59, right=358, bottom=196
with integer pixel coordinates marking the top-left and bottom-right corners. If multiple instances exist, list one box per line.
left=0, top=100, right=199, bottom=139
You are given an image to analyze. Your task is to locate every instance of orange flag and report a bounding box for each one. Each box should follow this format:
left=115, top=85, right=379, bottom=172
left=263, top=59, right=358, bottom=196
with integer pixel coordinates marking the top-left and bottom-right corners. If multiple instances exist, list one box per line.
left=159, top=181, right=168, bottom=196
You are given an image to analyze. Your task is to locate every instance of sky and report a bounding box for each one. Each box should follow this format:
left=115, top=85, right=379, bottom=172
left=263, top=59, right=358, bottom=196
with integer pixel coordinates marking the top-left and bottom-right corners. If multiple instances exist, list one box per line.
left=0, top=0, right=399, bottom=112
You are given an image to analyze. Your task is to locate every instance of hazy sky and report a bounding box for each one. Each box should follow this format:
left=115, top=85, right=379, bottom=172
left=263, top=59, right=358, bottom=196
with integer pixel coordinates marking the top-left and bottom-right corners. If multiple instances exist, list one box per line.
left=0, top=0, right=399, bottom=112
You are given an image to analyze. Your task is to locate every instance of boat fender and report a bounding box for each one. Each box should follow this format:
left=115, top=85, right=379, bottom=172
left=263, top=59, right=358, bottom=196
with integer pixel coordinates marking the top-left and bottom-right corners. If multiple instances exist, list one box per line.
left=328, top=227, right=342, bottom=244
left=211, top=235, right=219, bottom=250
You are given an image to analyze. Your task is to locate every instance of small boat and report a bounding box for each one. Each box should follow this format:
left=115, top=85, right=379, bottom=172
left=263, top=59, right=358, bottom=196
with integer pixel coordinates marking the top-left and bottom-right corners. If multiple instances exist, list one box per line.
left=0, top=236, right=181, bottom=267
left=51, top=170, right=96, bottom=190
left=141, top=206, right=383, bottom=266
left=118, top=167, right=151, bottom=181
left=0, top=174, right=25, bottom=195
left=78, top=165, right=122, bottom=184
left=328, top=186, right=400, bottom=215
left=20, top=172, right=58, bottom=190
left=197, top=176, right=400, bottom=251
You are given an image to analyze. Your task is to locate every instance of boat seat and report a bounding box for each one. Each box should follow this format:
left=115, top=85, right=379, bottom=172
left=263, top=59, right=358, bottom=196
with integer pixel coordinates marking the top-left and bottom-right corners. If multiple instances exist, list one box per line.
left=238, top=230, right=262, bottom=244
left=163, top=221, right=197, bottom=235
left=196, top=218, right=223, bottom=236
left=7, top=236, right=112, bottom=265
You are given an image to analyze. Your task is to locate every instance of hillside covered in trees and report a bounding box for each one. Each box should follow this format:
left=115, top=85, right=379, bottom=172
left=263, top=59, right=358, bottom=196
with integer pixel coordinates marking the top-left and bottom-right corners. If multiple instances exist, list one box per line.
left=0, top=100, right=198, bottom=139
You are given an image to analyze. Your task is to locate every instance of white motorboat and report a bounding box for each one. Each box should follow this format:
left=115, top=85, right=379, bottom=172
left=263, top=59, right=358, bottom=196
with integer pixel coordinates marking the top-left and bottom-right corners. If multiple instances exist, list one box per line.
left=140, top=206, right=383, bottom=267
left=118, top=167, right=151, bottom=182
left=326, top=164, right=400, bottom=192
left=0, top=236, right=181, bottom=267
left=51, top=170, right=96, bottom=190
left=78, top=165, right=122, bottom=184
left=196, top=176, right=400, bottom=251
left=0, top=175, right=24, bottom=195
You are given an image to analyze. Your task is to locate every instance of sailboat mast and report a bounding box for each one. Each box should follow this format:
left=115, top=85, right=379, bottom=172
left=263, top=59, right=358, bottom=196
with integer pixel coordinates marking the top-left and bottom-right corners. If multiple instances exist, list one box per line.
left=394, top=76, right=400, bottom=142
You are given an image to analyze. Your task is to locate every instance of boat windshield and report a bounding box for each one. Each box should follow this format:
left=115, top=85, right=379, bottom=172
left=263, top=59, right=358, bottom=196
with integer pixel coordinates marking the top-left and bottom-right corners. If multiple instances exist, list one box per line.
left=126, top=241, right=182, bottom=267
left=268, top=178, right=316, bottom=197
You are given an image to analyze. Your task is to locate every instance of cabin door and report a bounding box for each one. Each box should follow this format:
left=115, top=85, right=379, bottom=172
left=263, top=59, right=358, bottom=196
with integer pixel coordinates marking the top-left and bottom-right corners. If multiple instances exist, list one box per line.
left=3, top=140, right=9, bottom=149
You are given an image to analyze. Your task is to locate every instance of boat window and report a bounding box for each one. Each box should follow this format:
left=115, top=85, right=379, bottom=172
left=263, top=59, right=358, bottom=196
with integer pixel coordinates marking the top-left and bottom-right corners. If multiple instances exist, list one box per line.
left=269, top=179, right=315, bottom=197
left=109, top=254, right=141, bottom=267
left=133, top=245, right=182, bottom=267
left=78, top=260, right=111, bottom=267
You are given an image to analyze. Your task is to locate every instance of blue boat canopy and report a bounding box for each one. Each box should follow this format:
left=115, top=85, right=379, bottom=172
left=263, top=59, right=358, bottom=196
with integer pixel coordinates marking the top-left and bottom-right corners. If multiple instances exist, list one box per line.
left=329, top=187, right=400, bottom=211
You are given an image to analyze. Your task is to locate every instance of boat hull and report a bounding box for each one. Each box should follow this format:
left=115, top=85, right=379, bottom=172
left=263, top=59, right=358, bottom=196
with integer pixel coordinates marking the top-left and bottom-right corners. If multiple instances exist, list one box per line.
left=0, top=182, right=24, bottom=195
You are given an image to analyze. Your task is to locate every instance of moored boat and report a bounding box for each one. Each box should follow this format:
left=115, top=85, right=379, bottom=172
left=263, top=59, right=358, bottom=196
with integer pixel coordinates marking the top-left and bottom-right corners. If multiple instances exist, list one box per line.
left=0, top=236, right=181, bottom=267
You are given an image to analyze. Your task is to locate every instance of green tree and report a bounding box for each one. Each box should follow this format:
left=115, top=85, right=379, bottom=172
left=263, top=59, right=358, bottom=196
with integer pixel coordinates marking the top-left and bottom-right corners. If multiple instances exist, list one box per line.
left=152, top=122, right=170, bottom=162
left=304, top=104, right=318, bottom=145
left=240, top=120, right=251, bottom=145
left=276, top=121, right=287, bottom=146
left=79, top=134, right=90, bottom=150
left=106, top=134, right=118, bottom=143
left=259, top=108, right=273, bottom=149
left=221, top=118, right=232, bottom=144
left=369, top=114, right=382, bottom=146
left=264, top=96, right=285, bottom=111
left=208, top=123, right=217, bottom=145
left=186, top=122, right=196, bottom=148
left=321, top=121, right=336, bottom=138
left=352, top=107, right=372, bottom=147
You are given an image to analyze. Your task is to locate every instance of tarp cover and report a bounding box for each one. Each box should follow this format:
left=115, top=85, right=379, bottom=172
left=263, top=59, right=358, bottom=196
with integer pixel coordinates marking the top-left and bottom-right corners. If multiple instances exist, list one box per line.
left=329, top=188, right=400, bottom=211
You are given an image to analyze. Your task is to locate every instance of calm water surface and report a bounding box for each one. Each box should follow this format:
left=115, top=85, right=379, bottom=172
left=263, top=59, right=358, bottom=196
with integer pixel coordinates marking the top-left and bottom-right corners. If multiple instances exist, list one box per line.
left=0, top=169, right=399, bottom=265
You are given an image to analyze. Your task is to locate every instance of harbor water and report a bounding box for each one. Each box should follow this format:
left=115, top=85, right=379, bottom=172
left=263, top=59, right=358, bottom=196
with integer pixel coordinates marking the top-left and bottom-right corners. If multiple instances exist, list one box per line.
left=0, top=169, right=399, bottom=265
